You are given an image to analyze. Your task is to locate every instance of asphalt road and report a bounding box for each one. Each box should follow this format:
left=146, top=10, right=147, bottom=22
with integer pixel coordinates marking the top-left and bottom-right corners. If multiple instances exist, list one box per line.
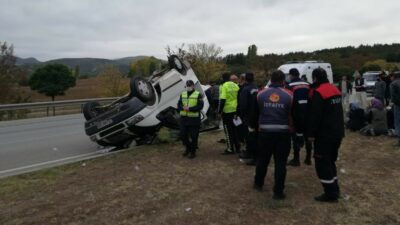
left=0, top=114, right=112, bottom=178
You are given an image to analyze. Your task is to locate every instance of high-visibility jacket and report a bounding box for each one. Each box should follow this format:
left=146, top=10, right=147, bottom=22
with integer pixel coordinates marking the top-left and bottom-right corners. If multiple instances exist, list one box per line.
left=180, top=91, right=200, bottom=117
left=220, top=81, right=239, bottom=113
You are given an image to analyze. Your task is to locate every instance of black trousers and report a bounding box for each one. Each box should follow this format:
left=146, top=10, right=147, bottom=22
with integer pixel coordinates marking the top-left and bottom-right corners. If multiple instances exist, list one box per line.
left=247, top=131, right=258, bottom=160
left=291, top=134, right=312, bottom=161
left=180, top=124, right=200, bottom=153
left=222, top=112, right=240, bottom=152
left=254, top=132, right=291, bottom=194
left=314, top=138, right=342, bottom=198
left=237, top=123, right=247, bottom=144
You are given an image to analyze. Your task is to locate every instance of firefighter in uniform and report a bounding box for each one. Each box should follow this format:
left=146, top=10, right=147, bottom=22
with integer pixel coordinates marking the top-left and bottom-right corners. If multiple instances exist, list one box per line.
left=238, top=72, right=259, bottom=165
left=287, top=68, right=312, bottom=166
left=219, top=72, right=241, bottom=154
left=177, top=80, right=204, bottom=159
left=250, top=70, right=293, bottom=200
left=307, top=68, right=344, bottom=202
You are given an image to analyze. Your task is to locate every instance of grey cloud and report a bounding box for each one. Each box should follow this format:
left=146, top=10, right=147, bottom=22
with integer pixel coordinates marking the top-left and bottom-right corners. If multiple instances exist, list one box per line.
left=0, top=0, right=399, bottom=60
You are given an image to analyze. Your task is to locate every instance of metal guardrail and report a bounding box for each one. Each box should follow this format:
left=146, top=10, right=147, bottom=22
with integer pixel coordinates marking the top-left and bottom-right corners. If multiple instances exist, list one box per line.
left=0, top=97, right=119, bottom=111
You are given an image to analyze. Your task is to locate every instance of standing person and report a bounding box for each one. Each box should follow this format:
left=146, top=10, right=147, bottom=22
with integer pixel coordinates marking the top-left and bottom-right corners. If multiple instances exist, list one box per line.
left=250, top=70, right=293, bottom=200
left=236, top=74, right=247, bottom=146
left=339, top=75, right=352, bottom=111
left=219, top=72, right=241, bottom=154
left=177, top=80, right=204, bottom=159
left=301, top=75, right=308, bottom=83
left=354, top=73, right=368, bottom=109
left=239, top=73, right=246, bottom=87
left=209, top=80, right=221, bottom=126
left=384, top=73, right=392, bottom=106
left=307, top=68, right=344, bottom=202
left=287, top=68, right=312, bottom=166
left=390, top=71, right=400, bottom=146
left=374, top=72, right=387, bottom=103
left=238, top=72, right=259, bottom=165
left=230, top=74, right=239, bottom=84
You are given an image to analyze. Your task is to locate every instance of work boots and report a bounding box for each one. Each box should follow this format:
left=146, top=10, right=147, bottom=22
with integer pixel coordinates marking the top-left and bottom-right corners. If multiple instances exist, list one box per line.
left=314, top=193, right=338, bottom=203
left=287, top=159, right=300, bottom=167
left=188, top=151, right=196, bottom=159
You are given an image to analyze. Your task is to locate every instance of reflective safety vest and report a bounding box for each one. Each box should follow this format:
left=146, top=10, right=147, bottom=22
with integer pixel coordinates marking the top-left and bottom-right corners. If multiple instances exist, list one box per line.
left=180, top=91, right=200, bottom=117
left=220, top=81, right=239, bottom=113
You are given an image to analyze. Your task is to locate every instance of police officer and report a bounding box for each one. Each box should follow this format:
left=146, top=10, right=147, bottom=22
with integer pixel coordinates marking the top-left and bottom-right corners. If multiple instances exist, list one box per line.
left=287, top=68, right=312, bottom=166
left=250, top=70, right=293, bottom=200
left=219, top=72, right=240, bottom=154
left=238, top=72, right=259, bottom=165
left=307, top=68, right=344, bottom=202
left=177, top=80, right=204, bottom=159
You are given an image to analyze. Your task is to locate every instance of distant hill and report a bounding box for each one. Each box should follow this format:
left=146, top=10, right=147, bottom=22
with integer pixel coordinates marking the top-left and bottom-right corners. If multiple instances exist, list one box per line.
left=16, top=55, right=156, bottom=76
left=16, top=57, right=41, bottom=65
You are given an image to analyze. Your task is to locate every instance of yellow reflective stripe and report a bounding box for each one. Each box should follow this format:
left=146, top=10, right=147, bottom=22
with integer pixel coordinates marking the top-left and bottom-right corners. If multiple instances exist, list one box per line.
left=180, top=91, right=200, bottom=117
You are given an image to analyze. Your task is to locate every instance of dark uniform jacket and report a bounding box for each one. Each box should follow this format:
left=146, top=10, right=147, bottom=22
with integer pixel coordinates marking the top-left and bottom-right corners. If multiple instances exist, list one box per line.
left=250, top=84, right=293, bottom=133
left=238, top=82, right=258, bottom=121
left=307, top=82, right=344, bottom=140
left=288, top=78, right=310, bottom=135
left=355, top=78, right=365, bottom=92
left=390, top=79, right=400, bottom=106
left=177, top=91, right=204, bottom=126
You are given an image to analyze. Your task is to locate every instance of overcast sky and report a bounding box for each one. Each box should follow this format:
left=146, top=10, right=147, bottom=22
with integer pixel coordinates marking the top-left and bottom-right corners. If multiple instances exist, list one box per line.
left=1, top=0, right=399, bottom=61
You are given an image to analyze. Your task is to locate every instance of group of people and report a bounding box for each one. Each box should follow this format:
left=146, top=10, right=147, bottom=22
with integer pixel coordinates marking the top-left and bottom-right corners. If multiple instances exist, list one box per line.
left=344, top=72, right=400, bottom=145
left=177, top=67, right=347, bottom=203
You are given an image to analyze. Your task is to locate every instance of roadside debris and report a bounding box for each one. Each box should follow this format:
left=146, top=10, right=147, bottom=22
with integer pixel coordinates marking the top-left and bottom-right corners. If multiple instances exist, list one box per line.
left=134, top=165, right=140, bottom=171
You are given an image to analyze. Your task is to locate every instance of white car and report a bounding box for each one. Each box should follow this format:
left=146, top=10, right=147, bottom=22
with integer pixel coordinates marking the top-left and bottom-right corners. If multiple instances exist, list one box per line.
left=83, top=55, right=216, bottom=147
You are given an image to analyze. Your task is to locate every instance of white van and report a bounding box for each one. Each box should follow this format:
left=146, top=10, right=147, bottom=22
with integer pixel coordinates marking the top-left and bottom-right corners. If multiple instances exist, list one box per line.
left=278, top=61, right=334, bottom=83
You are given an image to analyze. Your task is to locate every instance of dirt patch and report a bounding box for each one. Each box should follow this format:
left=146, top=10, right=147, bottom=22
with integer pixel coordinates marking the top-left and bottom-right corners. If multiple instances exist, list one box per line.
left=1, top=130, right=400, bottom=225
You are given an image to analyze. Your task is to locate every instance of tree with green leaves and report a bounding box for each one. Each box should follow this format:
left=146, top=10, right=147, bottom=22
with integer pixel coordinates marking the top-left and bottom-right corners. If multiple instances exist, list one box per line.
left=29, top=64, right=76, bottom=101
left=361, top=59, right=398, bottom=73
left=247, top=44, right=258, bottom=66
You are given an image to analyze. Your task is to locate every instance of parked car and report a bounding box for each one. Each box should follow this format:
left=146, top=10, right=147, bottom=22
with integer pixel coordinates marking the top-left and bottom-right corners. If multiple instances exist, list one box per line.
left=83, top=55, right=217, bottom=148
left=362, top=71, right=381, bottom=94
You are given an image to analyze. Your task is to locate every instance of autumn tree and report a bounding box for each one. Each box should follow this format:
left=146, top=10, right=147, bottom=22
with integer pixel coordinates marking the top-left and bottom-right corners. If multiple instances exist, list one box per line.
left=0, top=42, right=31, bottom=108
left=0, top=42, right=18, bottom=103
left=167, top=43, right=226, bottom=83
left=129, top=57, right=162, bottom=77
left=97, top=65, right=129, bottom=97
